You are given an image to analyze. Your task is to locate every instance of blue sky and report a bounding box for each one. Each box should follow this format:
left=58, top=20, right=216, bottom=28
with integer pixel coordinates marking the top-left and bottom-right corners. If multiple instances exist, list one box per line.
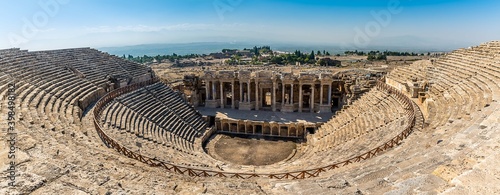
left=1, top=0, right=499, bottom=50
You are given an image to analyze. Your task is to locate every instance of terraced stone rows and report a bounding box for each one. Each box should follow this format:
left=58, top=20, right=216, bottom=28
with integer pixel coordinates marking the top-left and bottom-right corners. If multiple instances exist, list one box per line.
left=295, top=87, right=409, bottom=163
left=120, top=92, right=196, bottom=143
left=94, top=81, right=227, bottom=170
left=2, top=42, right=499, bottom=194
left=103, top=125, right=218, bottom=168
left=103, top=101, right=193, bottom=152
left=99, top=82, right=208, bottom=156
left=146, top=83, right=207, bottom=131
left=33, top=48, right=150, bottom=86
left=388, top=42, right=500, bottom=130
left=0, top=48, right=152, bottom=133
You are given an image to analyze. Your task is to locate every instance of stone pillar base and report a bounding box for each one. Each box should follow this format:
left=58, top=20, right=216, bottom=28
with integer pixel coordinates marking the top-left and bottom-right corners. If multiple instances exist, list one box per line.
left=205, top=100, right=220, bottom=108
left=319, top=105, right=332, bottom=113
left=239, top=102, right=254, bottom=110
left=281, top=104, right=295, bottom=112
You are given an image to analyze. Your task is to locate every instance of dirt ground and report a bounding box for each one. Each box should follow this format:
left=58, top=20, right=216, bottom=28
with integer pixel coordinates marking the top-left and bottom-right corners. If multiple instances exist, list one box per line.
left=212, top=135, right=297, bottom=166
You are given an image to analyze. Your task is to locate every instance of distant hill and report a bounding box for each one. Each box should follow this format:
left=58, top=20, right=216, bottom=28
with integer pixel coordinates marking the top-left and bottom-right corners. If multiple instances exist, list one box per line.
left=99, top=40, right=461, bottom=57
left=100, top=42, right=259, bottom=56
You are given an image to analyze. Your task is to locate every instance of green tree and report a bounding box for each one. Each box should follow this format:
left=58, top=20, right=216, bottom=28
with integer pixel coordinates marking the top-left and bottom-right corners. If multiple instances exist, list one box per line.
left=297, top=57, right=303, bottom=63
left=271, top=56, right=283, bottom=64
left=233, top=55, right=241, bottom=65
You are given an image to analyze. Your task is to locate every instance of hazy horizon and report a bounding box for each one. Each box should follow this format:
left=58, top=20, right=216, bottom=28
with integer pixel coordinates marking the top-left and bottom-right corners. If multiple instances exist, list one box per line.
left=1, top=0, right=499, bottom=51
left=97, top=41, right=456, bottom=57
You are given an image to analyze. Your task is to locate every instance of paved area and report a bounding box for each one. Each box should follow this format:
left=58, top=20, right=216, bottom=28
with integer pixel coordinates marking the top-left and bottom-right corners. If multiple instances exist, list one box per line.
left=197, top=107, right=334, bottom=123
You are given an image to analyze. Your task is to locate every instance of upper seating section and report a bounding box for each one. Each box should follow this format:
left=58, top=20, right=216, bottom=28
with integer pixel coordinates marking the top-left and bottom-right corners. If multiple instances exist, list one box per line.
left=32, top=48, right=152, bottom=87
left=388, top=41, right=500, bottom=99
left=0, top=48, right=153, bottom=122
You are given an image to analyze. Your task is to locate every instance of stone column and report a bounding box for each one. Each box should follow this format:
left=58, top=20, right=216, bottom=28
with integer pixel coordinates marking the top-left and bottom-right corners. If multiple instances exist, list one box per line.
left=247, top=81, right=251, bottom=103
left=282, top=83, right=285, bottom=106
left=290, top=84, right=294, bottom=105
left=311, top=84, right=315, bottom=113
left=220, top=81, right=224, bottom=108
left=260, top=87, right=263, bottom=108
left=239, top=81, right=243, bottom=102
left=299, top=84, right=303, bottom=112
left=231, top=81, right=235, bottom=109
left=212, top=81, right=216, bottom=100
left=205, top=81, right=210, bottom=102
left=328, top=84, right=332, bottom=106
left=320, top=84, right=323, bottom=106
left=255, top=81, right=259, bottom=110
left=272, top=81, right=276, bottom=111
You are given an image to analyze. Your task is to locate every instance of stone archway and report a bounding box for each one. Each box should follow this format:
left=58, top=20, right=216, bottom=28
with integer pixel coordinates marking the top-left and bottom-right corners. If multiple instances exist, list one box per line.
left=263, top=124, right=271, bottom=135
left=238, top=122, right=246, bottom=133
left=271, top=125, right=279, bottom=136
left=289, top=126, right=297, bottom=137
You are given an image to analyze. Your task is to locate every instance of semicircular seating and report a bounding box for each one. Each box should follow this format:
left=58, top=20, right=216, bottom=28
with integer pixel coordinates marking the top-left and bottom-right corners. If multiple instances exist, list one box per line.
left=1, top=41, right=499, bottom=194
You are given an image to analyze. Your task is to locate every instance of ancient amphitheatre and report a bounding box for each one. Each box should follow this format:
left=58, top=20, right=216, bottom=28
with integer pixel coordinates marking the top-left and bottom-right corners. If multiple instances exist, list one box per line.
left=0, top=41, right=499, bottom=194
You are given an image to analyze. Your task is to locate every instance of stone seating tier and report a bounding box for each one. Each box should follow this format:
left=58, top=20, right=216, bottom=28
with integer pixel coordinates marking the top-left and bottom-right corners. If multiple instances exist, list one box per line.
left=99, top=82, right=209, bottom=155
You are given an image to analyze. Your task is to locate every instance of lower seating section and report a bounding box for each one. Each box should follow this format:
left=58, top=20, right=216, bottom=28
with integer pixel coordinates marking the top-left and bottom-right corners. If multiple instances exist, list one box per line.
left=100, top=82, right=207, bottom=153
left=145, top=83, right=207, bottom=132
left=281, top=86, right=412, bottom=169
left=98, top=81, right=214, bottom=167
left=312, top=89, right=407, bottom=151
